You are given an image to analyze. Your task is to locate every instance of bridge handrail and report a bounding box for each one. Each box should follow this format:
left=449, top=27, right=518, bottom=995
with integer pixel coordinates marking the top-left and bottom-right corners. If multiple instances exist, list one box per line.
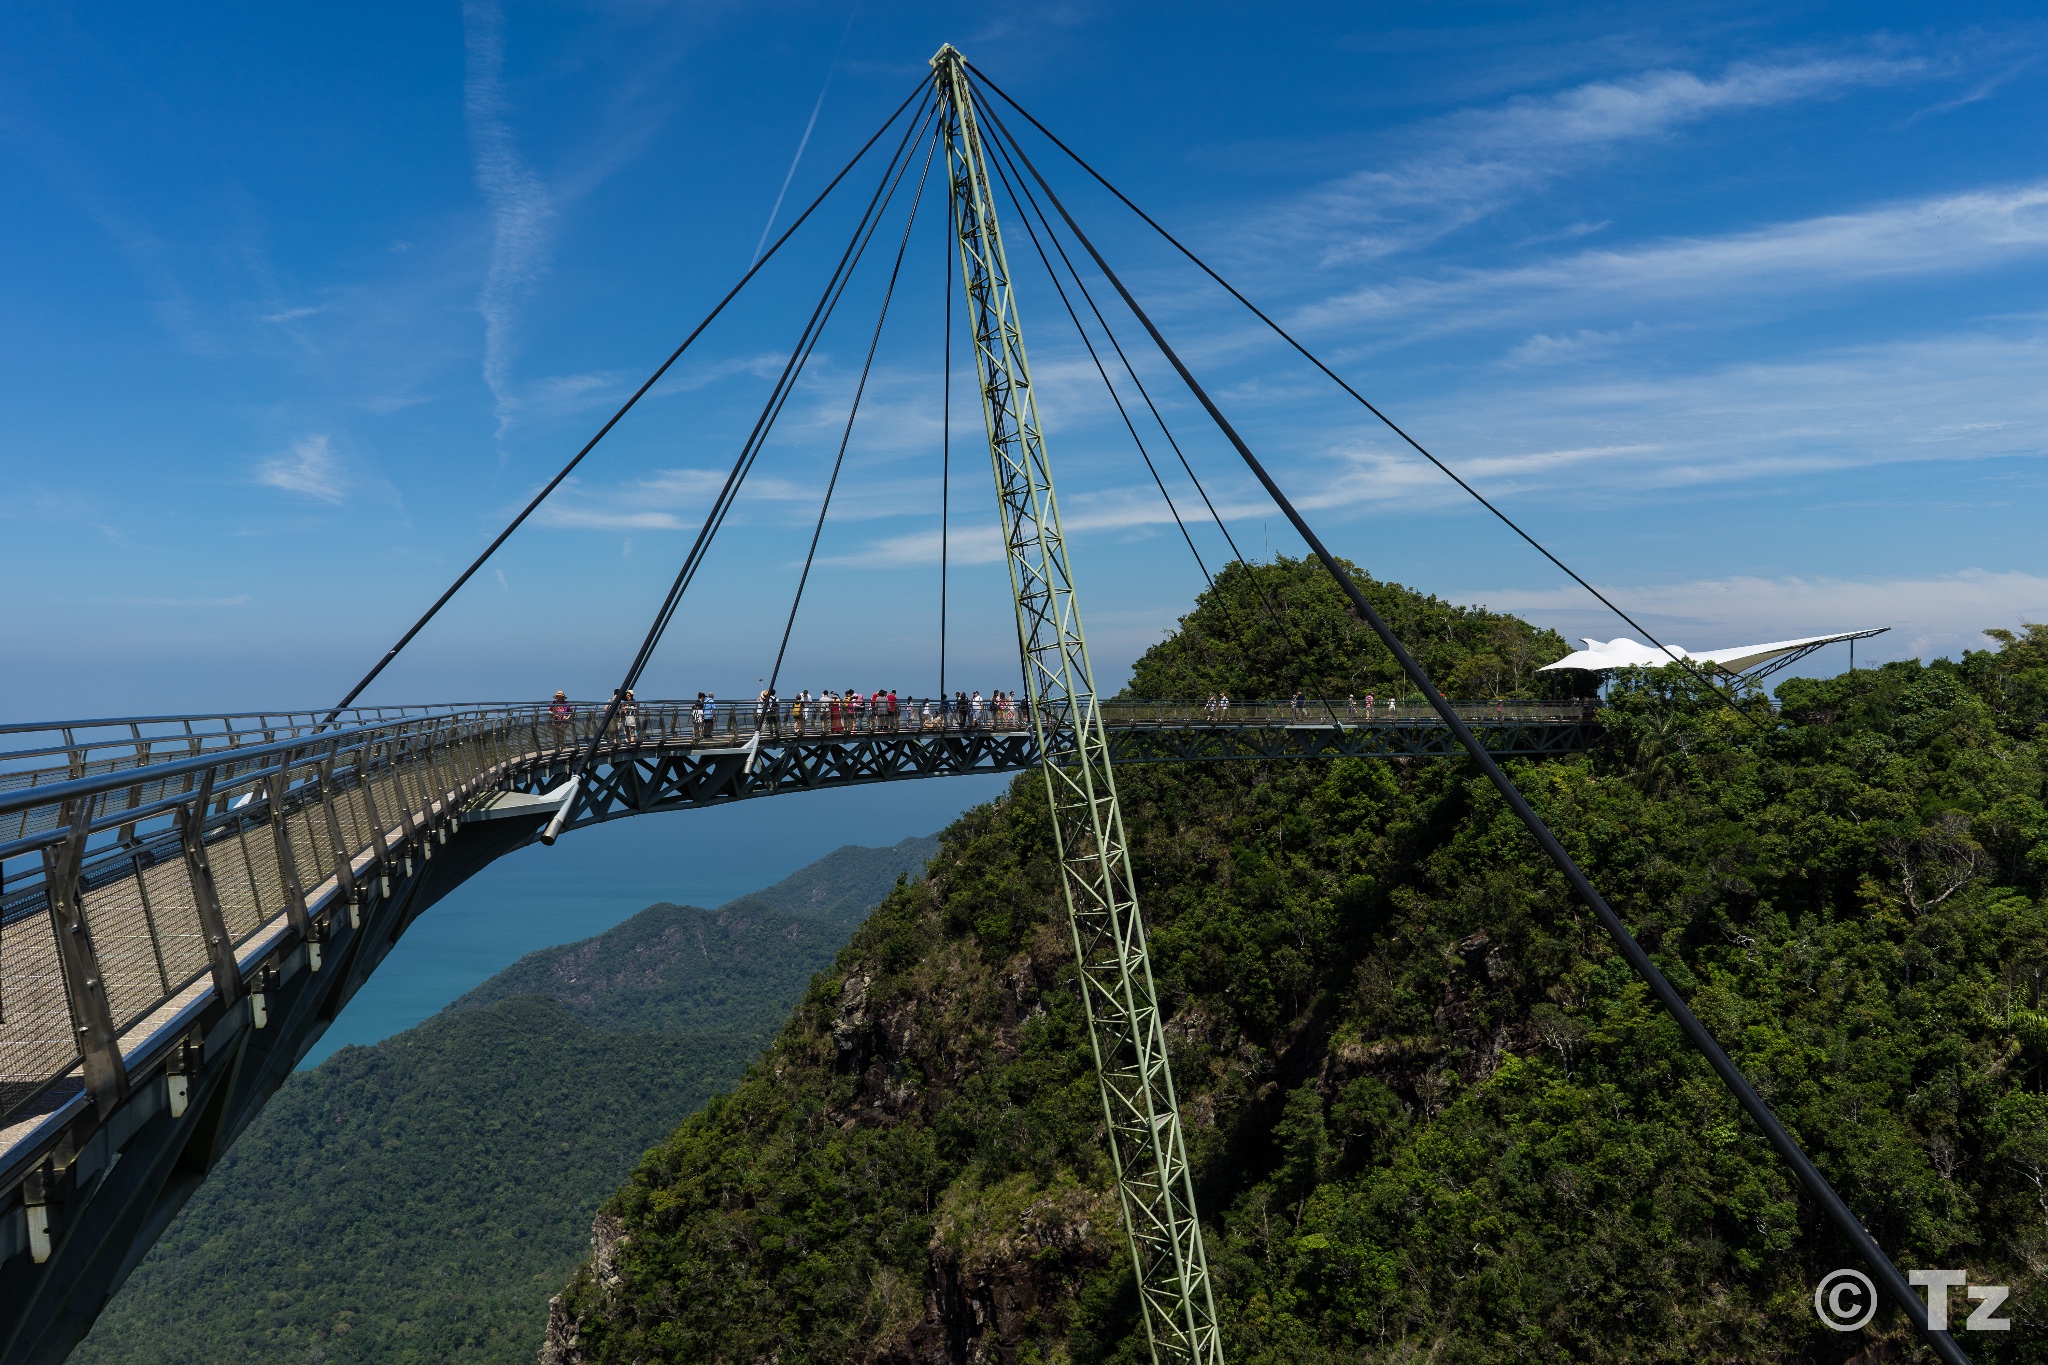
left=0, top=702, right=526, bottom=742
left=0, top=696, right=1602, bottom=825
left=0, top=707, right=549, bottom=826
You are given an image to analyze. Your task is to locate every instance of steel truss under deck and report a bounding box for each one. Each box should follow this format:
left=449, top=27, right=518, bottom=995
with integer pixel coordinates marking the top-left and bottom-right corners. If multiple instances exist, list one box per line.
left=935, top=46, right=1221, bottom=1365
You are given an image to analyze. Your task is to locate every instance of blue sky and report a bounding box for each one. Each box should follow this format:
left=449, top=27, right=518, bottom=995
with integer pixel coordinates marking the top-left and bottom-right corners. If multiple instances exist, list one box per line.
left=6, top=1, right=2047, bottom=718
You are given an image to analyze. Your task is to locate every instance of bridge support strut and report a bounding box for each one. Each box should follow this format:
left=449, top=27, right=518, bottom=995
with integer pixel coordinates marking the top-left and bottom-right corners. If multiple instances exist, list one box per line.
left=935, top=46, right=1222, bottom=1365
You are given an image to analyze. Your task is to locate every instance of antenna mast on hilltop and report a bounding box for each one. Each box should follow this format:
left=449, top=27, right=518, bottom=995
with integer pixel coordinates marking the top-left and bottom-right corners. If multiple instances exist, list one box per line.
left=932, top=45, right=1222, bottom=1365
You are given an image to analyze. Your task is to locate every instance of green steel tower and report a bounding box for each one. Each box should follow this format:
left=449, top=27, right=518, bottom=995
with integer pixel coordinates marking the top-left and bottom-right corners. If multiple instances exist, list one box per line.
left=932, top=45, right=1223, bottom=1365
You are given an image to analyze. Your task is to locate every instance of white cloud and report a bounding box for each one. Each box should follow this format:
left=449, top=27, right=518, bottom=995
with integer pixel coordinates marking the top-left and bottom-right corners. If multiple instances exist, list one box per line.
left=463, top=0, right=557, bottom=434
left=255, top=435, right=346, bottom=503
left=822, top=524, right=1007, bottom=568
left=1478, top=568, right=2048, bottom=668
left=532, top=465, right=814, bottom=532
left=1301, top=181, right=2048, bottom=335
left=1208, top=323, right=2048, bottom=519
left=1267, top=56, right=1927, bottom=262
left=654, top=352, right=788, bottom=395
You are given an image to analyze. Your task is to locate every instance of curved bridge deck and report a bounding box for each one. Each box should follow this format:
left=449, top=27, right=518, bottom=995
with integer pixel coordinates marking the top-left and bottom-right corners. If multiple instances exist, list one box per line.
left=0, top=696, right=1596, bottom=1363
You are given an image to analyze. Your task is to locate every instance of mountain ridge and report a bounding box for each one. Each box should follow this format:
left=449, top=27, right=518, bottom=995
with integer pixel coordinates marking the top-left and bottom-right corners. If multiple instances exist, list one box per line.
left=73, top=832, right=944, bottom=1365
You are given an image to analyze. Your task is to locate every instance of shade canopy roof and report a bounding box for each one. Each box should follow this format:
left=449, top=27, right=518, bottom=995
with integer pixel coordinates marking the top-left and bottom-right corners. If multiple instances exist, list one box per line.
left=1538, top=627, right=1891, bottom=679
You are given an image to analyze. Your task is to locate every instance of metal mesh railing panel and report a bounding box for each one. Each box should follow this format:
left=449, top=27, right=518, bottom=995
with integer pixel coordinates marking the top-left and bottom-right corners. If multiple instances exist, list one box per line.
left=211, top=829, right=268, bottom=942
left=139, top=857, right=210, bottom=996
left=0, top=916, right=80, bottom=1116
left=286, top=808, right=327, bottom=890
left=78, top=879, right=166, bottom=1028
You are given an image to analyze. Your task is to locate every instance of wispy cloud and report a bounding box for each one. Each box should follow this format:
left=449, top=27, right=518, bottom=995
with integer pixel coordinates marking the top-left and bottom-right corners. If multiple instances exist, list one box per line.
left=654, top=351, right=788, bottom=395
left=821, top=524, right=1007, bottom=568
left=255, top=435, right=347, bottom=503
left=532, top=465, right=812, bottom=532
left=1214, top=324, right=2048, bottom=525
left=463, top=0, right=557, bottom=435
left=1268, top=55, right=1928, bottom=262
left=1299, top=181, right=2048, bottom=336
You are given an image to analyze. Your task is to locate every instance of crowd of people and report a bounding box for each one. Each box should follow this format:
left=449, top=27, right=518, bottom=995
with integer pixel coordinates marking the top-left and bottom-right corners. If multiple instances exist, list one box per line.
left=544, top=687, right=1026, bottom=743
left=669, top=688, right=1028, bottom=739
left=540, top=687, right=1540, bottom=746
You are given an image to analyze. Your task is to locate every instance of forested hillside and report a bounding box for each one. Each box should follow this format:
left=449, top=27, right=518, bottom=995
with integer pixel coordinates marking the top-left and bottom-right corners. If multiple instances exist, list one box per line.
left=546, top=563, right=2047, bottom=1364
left=73, top=837, right=939, bottom=1365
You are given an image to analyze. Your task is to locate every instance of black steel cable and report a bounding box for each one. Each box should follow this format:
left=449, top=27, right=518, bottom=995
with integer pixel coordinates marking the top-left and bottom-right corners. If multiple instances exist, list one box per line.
left=988, top=125, right=1344, bottom=725
left=981, top=136, right=1211, bottom=585
left=966, top=64, right=1761, bottom=727
left=978, top=89, right=1968, bottom=1365
left=322, top=78, right=928, bottom=725
left=631, top=105, right=935, bottom=681
left=770, top=126, right=939, bottom=691
left=544, top=102, right=935, bottom=823
left=991, top=133, right=1252, bottom=573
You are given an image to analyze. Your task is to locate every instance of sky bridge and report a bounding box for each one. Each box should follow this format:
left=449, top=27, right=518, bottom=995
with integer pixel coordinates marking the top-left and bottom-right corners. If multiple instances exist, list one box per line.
left=0, top=39, right=1970, bottom=1365
left=0, top=695, right=1598, bottom=1361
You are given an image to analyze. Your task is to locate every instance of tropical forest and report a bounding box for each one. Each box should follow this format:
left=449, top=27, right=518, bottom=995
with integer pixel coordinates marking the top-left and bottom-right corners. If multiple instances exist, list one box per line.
left=519, top=559, right=2048, bottom=1364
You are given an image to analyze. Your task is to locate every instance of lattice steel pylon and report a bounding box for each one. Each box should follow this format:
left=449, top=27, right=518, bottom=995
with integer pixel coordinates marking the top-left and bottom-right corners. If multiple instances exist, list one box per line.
left=932, top=46, right=1223, bottom=1365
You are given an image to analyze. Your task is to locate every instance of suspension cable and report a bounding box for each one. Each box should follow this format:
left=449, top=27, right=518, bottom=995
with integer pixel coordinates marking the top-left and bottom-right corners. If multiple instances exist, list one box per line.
left=541, top=103, right=937, bottom=835
left=990, top=132, right=1252, bottom=573
left=322, top=78, right=928, bottom=725
left=976, top=86, right=1967, bottom=1365
left=770, top=126, right=939, bottom=691
left=966, top=63, right=1762, bottom=727
left=987, top=126, right=1344, bottom=723
left=981, top=136, right=1211, bottom=585
left=631, top=104, right=936, bottom=677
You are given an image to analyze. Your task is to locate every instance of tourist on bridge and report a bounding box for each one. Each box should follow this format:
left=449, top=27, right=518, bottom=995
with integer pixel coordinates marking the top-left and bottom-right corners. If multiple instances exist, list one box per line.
left=971, top=691, right=984, bottom=727
left=1218, top=692, right=1230, bottom=716
left=1291, top=690, right=1306, bottom=718
left=887, top=689, right=900, bottom=731
left=550, top=691, right=573, bottom=730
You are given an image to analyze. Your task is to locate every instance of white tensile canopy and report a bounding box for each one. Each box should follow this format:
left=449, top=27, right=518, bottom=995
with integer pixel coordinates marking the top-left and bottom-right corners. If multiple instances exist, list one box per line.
left=1537, top=627, right=1890, bottom=679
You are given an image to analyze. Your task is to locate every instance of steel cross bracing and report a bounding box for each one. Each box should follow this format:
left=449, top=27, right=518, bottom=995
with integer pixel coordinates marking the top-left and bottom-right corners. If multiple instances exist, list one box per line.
left=934, top=48, right=1222, bottom=1365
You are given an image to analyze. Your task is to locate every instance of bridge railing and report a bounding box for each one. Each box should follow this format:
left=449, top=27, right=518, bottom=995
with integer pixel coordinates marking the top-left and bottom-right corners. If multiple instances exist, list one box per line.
left=0, top=705, right=587, bottom=1128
